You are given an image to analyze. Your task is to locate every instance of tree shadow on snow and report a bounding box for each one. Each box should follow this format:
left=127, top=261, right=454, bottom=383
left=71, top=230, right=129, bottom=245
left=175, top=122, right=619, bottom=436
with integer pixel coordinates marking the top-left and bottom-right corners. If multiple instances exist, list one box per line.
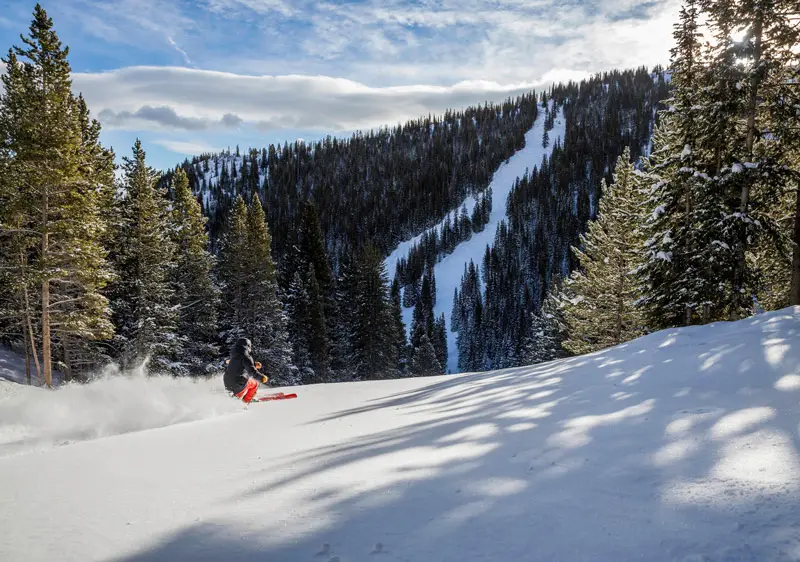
left=113, top=309, right=800, bottom=562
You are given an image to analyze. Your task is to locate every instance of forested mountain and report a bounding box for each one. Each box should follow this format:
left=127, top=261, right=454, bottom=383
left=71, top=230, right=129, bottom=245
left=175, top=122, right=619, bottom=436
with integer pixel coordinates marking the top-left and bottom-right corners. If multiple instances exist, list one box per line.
left=2, top=2, right=797, bottom=387
left=518, top=0, right=800, bottom=366
left=452, top=69, right=668, bottom=371
left=164, top=94, right=540, bottom=266
left=153, top=66, right=668, bottom=377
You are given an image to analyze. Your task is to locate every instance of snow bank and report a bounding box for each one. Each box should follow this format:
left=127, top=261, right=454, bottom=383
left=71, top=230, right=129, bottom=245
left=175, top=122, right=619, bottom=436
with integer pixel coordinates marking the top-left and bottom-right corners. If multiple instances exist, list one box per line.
left=0, top=361, right=239, bottom=457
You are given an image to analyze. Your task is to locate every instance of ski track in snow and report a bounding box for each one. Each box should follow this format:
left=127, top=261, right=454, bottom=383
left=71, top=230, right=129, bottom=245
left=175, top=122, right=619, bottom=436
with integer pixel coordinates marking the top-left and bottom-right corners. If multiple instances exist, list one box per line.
left=1, top=307, right=799, bottom=562
left=384, top=102, right=566, bottom=372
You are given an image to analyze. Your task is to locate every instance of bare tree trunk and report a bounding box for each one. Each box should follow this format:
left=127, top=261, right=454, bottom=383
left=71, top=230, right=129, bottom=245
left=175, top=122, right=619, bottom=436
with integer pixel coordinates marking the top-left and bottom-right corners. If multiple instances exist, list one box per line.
left=791, top=186, right=800, bottom=305
left=615, top=265, right=624, bottom=345
left=685, top=305, right=693, bottom=326
left=732, top=10, right=764, bottom=320
left=63, top=336, right=73, bottom=383
left=42, top=276, right=51, bottom=388
left=23, top=286, right=41, bottom=385
left=41, top=212, right=52, bottom=388
left=23, top=326, right=31, bottom=386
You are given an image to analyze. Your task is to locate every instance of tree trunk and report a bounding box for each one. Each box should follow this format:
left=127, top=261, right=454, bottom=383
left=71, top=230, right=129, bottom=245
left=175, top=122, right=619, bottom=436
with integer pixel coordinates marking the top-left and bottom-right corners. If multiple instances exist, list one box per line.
left=615, top=265, right=625, bottom=345
left=63, top=336, right=73, bottom=383
left=24, top=327, right=31, bottom=386
left=42, top=276, right=52, bottom=388
left=732, top=10, right=763, bottom=320
left=23, top=285, right=41, bottom=385
left=41, top=211, right=52, bottom=388
left=791, top=186, right=800, bottom=306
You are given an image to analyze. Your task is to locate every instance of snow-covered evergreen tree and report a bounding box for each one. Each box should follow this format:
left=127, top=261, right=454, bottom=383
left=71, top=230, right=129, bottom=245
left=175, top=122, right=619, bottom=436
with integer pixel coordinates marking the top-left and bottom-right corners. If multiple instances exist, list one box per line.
left=169, top=168, right=220, bottom=375
left=286, top=270, right=313, bottom=382
left=244, top=194, right=293, bottom=382
left=523, top=284, right=569, bottom=365
left=638, top=0, right=727, bottom=328
left=390, top=277, right=408, bottom=374
left=0, top=6, right=115, bottom=384
left=218, top=194, right=293, bottom=382
left=110, top=140, right=178, bottom=372
left=561, top=148, right=647, bottom=355
left=353, top=245, right=397, bottom=380
left=433, top=313, right=448, bottom=373
left=304, top=263, right=329, bottom=380
left=410, top=334, right=442, bottom=377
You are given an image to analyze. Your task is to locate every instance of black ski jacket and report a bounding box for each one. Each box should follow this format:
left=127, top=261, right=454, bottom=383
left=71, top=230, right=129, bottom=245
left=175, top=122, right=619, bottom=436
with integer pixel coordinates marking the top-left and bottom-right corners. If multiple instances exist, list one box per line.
left=224, top=338, right=259, bottom=395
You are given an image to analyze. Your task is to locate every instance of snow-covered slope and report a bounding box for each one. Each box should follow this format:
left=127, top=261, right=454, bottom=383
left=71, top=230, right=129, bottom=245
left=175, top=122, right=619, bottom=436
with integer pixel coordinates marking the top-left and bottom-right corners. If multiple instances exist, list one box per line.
left=385, top=102, right=566, bottom=372
left=1, top=308, right=799, bottom=562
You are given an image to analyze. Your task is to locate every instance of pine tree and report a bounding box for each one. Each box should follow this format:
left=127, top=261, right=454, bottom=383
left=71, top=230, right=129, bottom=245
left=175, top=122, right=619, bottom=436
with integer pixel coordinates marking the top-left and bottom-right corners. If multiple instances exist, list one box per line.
left=693, top=0, right=798, bottom=318
left=410, top=269, right=435, bottom=349
left=244, top=193, right=293, bottom=382
left=390, top=277, right=408, bottom=374
left=218, top=195, right=250, bottom=335
left=410, top=334, right=442, bottom=377
left=433, top=313, right=448, bottom=373
left=110, top=140, right=178, bottom=371
left=169, top=167, right=220, bottom=375
left=523, top=281, right=569, bottom=364
left=304, top=263, right=329, bottom=380
left=561, top=149, right=647, bottom=355
left=353, top=245, right=397, bottom=380
left=0, top=5, right=115, bottom=385
left=286, top=270, right=312, bottom=381
left=295, top=201, right=333, bottom=379
left=330, top=249, right=358, bottom=379
left=638, top=0, right=722, bottom=328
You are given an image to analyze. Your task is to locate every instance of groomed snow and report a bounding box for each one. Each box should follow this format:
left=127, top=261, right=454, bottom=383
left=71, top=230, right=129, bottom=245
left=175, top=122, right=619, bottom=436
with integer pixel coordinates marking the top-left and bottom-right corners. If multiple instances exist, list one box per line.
left=1, top=307, right=799, bottom=561
left=385, top=102, right=566, bottom=372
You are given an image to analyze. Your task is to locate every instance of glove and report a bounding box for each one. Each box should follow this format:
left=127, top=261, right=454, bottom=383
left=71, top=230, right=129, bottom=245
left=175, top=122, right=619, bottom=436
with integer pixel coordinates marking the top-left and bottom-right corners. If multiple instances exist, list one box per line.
left=261, top=375, right=269, bottom=384
left=254, top=362, right=262, bottom=370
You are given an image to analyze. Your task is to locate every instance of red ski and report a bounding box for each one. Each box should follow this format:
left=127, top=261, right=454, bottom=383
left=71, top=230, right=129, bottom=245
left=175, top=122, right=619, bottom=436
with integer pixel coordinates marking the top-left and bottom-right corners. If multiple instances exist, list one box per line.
left=253, top=392, right=297, bottom=402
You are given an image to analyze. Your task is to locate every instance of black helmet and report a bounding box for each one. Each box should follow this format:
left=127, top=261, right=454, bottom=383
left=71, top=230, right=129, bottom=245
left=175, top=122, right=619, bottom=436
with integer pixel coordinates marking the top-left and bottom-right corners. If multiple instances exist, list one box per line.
left=234, top=337, right=251, bottom=353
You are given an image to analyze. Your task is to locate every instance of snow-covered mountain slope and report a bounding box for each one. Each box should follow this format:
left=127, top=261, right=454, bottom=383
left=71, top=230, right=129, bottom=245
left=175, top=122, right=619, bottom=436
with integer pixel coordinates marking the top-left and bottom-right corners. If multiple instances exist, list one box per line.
left=385, top=102, right=566, bottom=372
left=1, top=308, right=799, bottom=562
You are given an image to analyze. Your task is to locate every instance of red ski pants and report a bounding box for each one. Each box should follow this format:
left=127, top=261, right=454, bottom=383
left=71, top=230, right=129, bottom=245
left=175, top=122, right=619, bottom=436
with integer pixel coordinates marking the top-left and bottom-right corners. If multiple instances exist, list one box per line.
left=235, top=378, right=259, bottom=403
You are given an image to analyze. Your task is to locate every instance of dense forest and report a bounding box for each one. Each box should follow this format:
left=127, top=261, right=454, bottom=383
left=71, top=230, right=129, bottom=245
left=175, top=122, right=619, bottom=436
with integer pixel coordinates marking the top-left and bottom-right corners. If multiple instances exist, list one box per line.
left=514, top=0, right=800, bottom=366
left=453, top=69, right=669, bottom=370
left=1, top=1, right=797, bottom=388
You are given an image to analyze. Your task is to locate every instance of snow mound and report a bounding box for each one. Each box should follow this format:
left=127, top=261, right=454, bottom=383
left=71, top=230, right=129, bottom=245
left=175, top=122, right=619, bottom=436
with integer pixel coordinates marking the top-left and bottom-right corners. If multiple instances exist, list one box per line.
left=0, top=363, right=239, bottom=456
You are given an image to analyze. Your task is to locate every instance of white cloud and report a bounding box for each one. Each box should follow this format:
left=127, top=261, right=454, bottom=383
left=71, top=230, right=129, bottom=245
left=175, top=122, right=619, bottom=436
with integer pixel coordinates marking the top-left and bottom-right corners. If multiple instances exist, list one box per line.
left=205, top=0, right=680, bottom=79
left=167, top=37, right=192, bottom=66
left=204, top=0, right=296, bottom=17
left=74, top=67, right=545, bottom=134
left=51, top=0, right=681, bottom=139
left=153, top=140, right=221, bottom=155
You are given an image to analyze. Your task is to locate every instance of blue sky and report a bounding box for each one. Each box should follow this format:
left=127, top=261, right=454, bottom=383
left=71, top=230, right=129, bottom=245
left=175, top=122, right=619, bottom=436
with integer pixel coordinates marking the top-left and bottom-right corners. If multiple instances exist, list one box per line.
left=1, top=0, right=679, bottom=171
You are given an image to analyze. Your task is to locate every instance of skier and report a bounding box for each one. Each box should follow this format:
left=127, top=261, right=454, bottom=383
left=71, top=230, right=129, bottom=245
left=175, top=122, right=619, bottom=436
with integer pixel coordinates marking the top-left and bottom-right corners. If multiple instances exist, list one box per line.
left=224, top=338, right=269, bottom=403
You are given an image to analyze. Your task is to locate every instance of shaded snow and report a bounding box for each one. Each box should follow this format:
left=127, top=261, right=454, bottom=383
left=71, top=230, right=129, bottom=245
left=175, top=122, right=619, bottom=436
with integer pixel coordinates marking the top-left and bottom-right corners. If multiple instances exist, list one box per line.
left=385, top=102, right=566, bottom=372
left=1, top=307, right=799, bottom=562
left=0, top=346, right=63, bottom=388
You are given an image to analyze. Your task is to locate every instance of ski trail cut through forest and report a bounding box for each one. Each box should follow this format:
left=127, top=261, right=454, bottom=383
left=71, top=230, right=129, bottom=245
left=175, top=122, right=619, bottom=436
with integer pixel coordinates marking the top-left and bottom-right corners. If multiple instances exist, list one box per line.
left=385, top=102, right=566, bottom=372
